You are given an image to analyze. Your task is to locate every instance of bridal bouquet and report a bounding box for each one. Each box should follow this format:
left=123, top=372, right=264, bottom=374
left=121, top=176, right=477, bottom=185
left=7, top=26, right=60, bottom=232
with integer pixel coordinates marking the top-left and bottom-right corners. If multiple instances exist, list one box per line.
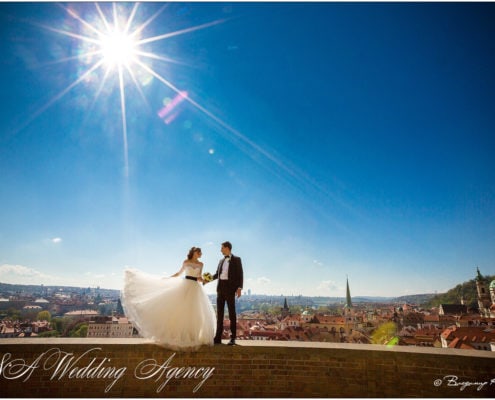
left=202, top=272, right=213, bottom=284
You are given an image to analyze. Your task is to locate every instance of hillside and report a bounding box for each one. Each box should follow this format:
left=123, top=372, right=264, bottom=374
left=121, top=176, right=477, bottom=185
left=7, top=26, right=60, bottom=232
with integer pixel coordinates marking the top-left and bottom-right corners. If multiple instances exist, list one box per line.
left=393, top=293, right=437, bottom=305
left=423, top=274, right=494, bottom=309
left=0, top=282, right=120, bottom=298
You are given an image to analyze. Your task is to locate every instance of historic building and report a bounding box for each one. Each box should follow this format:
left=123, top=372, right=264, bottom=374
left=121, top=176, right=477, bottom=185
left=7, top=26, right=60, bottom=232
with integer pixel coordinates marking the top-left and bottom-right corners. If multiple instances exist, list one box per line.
left=475, top=267, right=495, bottom=318
left=87, top=316, right=135, bottom=338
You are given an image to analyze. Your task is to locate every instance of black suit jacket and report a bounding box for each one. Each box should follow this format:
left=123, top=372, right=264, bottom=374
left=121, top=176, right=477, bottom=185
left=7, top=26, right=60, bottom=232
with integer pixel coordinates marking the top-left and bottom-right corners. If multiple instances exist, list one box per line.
left=213, top=254, right=243, bottom=292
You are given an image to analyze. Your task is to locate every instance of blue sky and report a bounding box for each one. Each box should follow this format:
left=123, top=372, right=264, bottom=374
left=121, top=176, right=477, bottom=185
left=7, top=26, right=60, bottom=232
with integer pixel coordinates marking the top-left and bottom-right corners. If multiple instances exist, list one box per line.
left=0, top=2, right=494, bottom=298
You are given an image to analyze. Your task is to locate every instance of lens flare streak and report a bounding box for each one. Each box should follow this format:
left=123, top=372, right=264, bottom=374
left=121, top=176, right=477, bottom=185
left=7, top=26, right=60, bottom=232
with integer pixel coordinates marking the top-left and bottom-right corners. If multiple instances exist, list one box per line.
left=158, top=91, right=188, bottom=120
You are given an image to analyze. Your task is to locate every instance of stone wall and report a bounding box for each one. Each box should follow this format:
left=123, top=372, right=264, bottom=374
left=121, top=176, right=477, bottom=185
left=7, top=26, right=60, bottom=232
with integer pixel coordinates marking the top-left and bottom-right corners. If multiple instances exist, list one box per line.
left=1, top=339, right=494, bottom=397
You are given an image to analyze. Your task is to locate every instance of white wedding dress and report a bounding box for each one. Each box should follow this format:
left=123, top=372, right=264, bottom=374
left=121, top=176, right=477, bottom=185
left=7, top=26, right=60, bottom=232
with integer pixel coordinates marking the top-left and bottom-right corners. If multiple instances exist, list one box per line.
left=121, top=263, right=216, bottom=351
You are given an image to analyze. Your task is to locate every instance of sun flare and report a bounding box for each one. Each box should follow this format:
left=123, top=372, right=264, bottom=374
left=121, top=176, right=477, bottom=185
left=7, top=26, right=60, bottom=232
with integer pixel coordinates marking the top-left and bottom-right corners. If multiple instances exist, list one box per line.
left=100, top=30, right=138, bottom=69
left=26, top=3, right=226, bottom=177
left=26, top=3, right=305, bottom=196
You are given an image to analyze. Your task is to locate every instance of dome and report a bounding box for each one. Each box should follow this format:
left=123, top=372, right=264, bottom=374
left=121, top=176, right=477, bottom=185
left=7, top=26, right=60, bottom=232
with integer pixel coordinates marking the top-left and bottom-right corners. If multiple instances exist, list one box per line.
left=490, top=280, right=495, bottom=289
left=35, top=298, right=49, bottom=303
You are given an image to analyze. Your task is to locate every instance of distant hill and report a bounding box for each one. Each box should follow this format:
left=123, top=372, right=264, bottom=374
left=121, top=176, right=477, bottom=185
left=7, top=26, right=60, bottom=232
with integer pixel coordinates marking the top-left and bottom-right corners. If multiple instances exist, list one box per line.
left=0, top=282, right=120, bottom=298
left=2, top=276, right=493, bottom=307
left=392, top=293, right=437, bottom=305
left=422, top=274, right=495, bottom=309
left=352, top=296, right=395, bottom=303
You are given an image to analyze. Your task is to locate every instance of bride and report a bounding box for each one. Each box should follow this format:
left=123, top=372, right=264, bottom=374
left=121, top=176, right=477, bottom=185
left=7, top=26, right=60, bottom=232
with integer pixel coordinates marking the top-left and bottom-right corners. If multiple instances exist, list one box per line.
left=121, top=247, right=216, bottom=351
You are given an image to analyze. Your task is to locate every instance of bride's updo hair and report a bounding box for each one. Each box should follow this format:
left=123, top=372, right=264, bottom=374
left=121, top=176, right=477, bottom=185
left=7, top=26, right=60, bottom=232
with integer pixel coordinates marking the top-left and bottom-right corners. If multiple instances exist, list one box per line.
left=187, top=247, right=201, bottom=260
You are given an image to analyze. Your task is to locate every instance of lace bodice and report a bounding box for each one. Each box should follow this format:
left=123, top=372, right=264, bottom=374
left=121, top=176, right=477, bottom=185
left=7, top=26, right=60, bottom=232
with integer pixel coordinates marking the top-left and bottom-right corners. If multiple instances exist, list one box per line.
left=183, top=262, right=202, bottom=278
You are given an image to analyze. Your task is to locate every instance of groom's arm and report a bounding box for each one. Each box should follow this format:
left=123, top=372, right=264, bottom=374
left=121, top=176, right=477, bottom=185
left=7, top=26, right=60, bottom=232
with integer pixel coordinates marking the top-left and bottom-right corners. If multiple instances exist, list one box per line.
left=238, top=258, right=243, bottom=290
left=212, top=261, right=221, bottom=280
left=236, top=257, right=243, bottom=297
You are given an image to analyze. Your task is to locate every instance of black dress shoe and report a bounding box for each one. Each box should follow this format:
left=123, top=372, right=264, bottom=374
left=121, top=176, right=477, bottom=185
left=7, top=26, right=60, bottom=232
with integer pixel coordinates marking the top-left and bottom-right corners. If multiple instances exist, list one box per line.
left=213, top=339, right=222, bottom=345
left=227, top=339, right=236, bottom=346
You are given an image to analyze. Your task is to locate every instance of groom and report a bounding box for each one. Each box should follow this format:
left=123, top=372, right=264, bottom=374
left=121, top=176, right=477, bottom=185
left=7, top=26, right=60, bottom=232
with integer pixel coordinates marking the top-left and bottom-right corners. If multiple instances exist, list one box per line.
left=212, top=241, right=243, bottom=345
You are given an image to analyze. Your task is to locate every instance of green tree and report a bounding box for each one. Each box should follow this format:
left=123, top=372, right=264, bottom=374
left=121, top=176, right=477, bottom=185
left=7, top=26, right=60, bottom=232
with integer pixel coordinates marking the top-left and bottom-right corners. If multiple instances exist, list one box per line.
left=259, top=303, right=270, bottom=313
left=6, top=308, right=21, bottom=321
left=37, top=311, right=51, bottom=321
left=51, top=317, right=73, bottom=335
left=22, top=310, right=38, bottom=321
left=37, top=330, right=60, bottom=338
left=371, top=322, right=397, bottom=345
left=70, top=323, right=88, bottom=337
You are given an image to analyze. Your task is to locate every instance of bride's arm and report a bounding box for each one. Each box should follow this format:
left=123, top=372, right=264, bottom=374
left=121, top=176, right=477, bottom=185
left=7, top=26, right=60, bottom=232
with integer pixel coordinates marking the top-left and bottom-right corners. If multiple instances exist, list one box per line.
left=169, top=262, right=186, bottom=278
left=197, top=262, right=204, bottom=283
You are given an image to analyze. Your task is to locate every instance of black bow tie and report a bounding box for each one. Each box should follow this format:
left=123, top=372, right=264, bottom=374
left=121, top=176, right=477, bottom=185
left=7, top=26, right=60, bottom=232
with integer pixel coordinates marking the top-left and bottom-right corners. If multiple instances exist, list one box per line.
left=224, top=255, right=231, bottom=259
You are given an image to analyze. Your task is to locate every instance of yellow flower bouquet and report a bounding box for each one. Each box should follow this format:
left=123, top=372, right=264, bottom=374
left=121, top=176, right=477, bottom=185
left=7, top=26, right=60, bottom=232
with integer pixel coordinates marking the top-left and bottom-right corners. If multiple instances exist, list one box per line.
left=202, top=272, right=213, bottom=285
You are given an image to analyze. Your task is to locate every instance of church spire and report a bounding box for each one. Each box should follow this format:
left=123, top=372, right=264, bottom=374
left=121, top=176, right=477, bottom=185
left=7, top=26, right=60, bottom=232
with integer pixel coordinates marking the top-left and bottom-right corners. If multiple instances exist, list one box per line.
left=281, top=297, right=290, bottom=318
left=476, top=266, right=483, bottom=281
left=345, top=275, right=353, bottom=309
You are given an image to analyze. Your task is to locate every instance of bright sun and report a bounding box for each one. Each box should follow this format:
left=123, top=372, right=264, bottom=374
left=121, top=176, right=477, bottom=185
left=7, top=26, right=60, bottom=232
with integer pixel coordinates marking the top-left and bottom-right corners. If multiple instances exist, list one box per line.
left=100, top=30, right=137, bottom=69
left=29, top=4, right=293, bottom=184
left=18, top=3, right=316, bottom=213
left=29, top=3, right=224, bottom=177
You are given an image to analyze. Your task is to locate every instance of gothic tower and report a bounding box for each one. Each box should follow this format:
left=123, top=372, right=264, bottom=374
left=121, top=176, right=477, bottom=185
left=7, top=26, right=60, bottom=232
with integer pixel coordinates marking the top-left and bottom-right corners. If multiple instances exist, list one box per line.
left=475, top=267, right=491, bottom=317
left=281, top=297, right=290, bottom=318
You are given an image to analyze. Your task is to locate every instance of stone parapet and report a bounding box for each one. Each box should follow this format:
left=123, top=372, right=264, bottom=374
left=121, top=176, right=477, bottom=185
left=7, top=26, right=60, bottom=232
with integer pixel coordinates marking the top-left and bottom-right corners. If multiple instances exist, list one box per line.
left=1, top=339, right=494, bottom=397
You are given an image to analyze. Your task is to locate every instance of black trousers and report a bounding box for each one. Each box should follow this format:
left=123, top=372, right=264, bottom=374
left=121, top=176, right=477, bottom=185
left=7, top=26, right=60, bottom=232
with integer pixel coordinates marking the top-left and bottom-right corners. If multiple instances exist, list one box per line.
left=215, top=281, right=236, bottom=340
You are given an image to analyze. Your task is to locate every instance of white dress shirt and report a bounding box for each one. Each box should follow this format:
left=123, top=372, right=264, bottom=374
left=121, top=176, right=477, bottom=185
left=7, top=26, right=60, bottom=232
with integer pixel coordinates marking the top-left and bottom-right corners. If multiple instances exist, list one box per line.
left=220, top=256, right=230, bottom=280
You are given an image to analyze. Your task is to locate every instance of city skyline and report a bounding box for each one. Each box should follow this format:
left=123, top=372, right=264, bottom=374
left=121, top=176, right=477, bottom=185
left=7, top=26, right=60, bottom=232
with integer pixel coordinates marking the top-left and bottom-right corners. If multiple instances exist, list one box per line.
left=1, top=3, right=495, bottom=297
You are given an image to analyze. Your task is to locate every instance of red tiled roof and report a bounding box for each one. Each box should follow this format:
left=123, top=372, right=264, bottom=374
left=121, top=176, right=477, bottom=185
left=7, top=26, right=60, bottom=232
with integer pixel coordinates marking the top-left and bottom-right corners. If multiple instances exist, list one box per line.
left=442, top=326, right=495, bottom=347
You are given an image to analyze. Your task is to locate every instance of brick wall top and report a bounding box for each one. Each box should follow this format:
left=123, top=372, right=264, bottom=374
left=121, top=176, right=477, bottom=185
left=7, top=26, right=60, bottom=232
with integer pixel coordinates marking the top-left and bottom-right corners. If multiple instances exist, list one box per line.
left=1, top=339, right=494, bottom=397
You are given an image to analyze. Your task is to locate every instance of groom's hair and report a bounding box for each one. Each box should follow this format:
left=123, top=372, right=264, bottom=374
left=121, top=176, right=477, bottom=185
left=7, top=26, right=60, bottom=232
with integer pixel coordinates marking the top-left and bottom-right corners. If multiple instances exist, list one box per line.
left=222, top=241, right=232, bottom=250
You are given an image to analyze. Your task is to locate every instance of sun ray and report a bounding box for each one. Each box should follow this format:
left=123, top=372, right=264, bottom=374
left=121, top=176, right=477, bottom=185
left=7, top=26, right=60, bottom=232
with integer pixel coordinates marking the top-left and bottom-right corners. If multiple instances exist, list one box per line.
left=92, top=67, right=112, bottom=105
left=134, top=59, right=297, bottom=179
left=13, top=59, right=105, bottom=136
left=124, top=2, right=140, bottom=34
left=125, top=64, right=152, bottom=110
left=33, top=22, right=101, bottom=46
left=36, top=50, right=102, bottom=68
left=83, top=65, right=113, bottom=126
left=134, top=50, right=187, bottom=66
left=95, top=3, right=112, bottom=33
left=59, top=4, right=105, bottom=38
left=117, top=64, right=129, bottom=177
left=128, top=3, right=169, bottom=39
left=133, top=57, right=354, bottom=218
left=112, top=3, right=120, bottom=32
left=137, top=19, right=227, bottom=46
